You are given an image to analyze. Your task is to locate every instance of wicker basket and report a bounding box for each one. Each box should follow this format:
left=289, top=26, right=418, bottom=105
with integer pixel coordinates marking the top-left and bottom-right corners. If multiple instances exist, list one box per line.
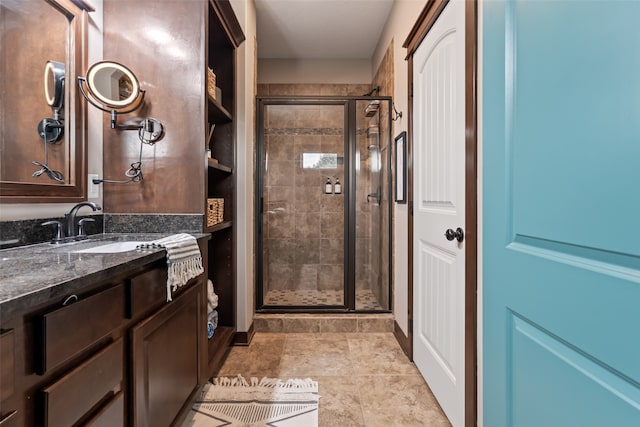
left=207, top=68, right=217, bottom=100
left=207, top=198, right=224, bottom=227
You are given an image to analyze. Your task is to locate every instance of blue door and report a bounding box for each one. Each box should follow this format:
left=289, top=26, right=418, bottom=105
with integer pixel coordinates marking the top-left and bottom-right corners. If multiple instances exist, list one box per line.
left=483, top=1, right=640, bottom=426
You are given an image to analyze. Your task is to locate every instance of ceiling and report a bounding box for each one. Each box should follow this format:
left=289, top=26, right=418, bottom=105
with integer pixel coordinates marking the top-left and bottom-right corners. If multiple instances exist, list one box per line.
left=255, top=0, right=395, bottom=60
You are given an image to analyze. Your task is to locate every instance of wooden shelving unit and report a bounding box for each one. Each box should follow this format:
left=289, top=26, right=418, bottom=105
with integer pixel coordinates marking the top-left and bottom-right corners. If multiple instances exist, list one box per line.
left=203, top=0, right=245, bottom=379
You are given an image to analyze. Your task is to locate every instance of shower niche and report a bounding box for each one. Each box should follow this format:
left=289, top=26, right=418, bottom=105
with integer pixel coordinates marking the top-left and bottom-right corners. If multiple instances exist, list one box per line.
left=256, top=97, right=392, bottom=312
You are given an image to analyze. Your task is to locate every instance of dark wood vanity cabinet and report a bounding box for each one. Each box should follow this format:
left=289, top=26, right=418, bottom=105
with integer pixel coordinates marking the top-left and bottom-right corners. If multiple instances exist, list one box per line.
left=0, top=259, right=207, bottom=427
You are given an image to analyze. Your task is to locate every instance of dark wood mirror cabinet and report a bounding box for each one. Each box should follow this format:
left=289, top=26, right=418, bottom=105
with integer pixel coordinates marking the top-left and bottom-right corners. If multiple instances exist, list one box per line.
left=0, top=0, right=91, bottom=203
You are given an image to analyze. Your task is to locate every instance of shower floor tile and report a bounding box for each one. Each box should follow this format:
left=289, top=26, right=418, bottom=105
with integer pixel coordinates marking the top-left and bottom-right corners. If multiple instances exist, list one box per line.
left=264, top=288, right=385, bottom=310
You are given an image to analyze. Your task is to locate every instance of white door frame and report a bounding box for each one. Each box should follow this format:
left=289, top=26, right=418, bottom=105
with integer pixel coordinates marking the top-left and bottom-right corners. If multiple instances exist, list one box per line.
left=403, top=1, right=478, bottom=425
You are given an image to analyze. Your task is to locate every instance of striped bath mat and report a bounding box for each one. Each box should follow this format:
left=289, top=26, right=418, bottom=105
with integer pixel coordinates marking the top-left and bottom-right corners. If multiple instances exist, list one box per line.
left=184, top=376, right=319, bottom=426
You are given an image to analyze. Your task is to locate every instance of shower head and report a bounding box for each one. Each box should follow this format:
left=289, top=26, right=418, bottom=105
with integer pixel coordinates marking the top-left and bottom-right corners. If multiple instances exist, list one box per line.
left=364, top=100, right=380, bottom=117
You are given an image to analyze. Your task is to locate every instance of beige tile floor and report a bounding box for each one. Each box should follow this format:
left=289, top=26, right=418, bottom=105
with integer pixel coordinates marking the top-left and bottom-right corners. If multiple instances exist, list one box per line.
left=216, top=332, right=451, bottom=426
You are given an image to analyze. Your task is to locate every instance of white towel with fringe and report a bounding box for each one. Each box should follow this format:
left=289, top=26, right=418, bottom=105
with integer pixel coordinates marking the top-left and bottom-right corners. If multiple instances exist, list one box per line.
left=137, top=233, right=204, bottom=301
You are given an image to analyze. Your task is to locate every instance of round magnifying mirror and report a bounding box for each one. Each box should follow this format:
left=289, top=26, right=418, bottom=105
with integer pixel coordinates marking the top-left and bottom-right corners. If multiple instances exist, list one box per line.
left=86, top=61, right=141, bottom=109
left=44, top=60, right=65, bottom=109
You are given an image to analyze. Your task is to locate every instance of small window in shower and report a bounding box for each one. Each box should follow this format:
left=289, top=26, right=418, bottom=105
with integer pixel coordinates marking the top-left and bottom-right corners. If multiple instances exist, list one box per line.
left=301, top=152, right=338, bottom=169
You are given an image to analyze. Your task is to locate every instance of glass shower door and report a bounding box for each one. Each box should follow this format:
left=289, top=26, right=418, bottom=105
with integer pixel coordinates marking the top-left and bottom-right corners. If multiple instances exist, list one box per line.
left=354, top=99, right=391, bottom=311
left=260, top=102, right=347, bottom=307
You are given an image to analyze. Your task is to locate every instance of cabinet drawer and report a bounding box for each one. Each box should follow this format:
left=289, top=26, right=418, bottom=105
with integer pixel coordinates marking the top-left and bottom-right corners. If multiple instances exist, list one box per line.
left=36, top=284, right=124, bottom=374
left=0, top=330, right=14, bottom=401
left=84, top=391, right=124, bottom=427
left=41, top=338, right=123, bottom=427
left=0, top=411, right=17, bottom=427
left=127, top=266, right=167, bottom=319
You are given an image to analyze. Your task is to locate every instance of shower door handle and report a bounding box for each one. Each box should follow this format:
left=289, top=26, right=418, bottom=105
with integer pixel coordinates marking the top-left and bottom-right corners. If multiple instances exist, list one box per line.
left=367, top=188, right=381, bottom=204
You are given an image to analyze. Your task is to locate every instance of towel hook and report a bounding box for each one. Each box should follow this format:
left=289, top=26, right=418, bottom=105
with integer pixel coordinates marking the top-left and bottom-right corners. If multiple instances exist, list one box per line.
left=392, top=102, right=403, bottom=121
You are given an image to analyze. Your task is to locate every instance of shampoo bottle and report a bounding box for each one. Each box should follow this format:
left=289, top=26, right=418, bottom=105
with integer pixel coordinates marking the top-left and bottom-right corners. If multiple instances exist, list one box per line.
left=334, top=177, right=342, bottom=194
left=324, top=177, right=333, bottom=194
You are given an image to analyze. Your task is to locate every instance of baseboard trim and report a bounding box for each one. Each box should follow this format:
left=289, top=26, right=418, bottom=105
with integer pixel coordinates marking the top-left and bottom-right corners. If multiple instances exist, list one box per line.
left=394, top=320, right=412, bottom=360
left=233, top=322, right=255, bottom=346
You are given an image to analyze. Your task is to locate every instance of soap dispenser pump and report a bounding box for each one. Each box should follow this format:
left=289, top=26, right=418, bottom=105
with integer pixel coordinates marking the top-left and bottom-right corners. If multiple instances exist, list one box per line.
left=334, top=177, right=342, bottom=194
left=324, top=177, right=333, bottom=194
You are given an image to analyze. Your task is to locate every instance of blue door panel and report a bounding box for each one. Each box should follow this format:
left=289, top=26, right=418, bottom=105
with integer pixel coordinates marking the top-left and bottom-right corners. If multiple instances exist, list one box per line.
left=483, top=1, right=640, bottom=426
left=510, top=314, right=640, bottom=427
left=510, top=0, right=640, bottom=256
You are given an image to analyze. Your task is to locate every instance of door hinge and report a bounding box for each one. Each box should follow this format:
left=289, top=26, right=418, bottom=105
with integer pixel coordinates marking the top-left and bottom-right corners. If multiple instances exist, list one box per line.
left=409, top=200, right=413, bottom=215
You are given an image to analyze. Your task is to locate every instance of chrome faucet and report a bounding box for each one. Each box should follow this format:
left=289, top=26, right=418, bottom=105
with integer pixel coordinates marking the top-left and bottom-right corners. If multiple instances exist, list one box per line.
left=65, top=202, right=101, bottom=238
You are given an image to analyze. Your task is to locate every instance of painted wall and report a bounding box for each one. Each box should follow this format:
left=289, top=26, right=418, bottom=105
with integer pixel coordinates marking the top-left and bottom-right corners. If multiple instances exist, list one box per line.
left=258, top=59, right=372, bottom=84
left=0, top=0, right=104, bottom=221
left=230, top=0, right=257, bottom=333
left=371, top=0, right=426, bottom=337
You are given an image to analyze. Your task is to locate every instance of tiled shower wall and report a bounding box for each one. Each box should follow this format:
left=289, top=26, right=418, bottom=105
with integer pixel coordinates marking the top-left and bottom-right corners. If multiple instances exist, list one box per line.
left=257, top=84, right=372, bottom=97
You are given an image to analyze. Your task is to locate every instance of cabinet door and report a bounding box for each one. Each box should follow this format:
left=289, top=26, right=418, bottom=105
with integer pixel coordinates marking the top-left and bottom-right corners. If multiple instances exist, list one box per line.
left=130, top=282, right=205, bottom=427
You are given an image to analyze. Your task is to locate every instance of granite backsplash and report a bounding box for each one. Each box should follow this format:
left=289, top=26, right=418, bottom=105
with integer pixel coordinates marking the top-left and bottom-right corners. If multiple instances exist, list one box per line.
left=0, top=214, right=203, bottom=248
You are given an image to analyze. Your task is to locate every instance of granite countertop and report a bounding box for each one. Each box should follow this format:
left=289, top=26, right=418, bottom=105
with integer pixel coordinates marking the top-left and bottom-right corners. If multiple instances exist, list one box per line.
left=0, top=233, right=208, bottom=320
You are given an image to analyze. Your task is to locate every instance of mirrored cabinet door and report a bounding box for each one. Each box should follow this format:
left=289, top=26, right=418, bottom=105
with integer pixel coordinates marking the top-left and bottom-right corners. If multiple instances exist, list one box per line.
left=0, top=0, right=90, bottom=202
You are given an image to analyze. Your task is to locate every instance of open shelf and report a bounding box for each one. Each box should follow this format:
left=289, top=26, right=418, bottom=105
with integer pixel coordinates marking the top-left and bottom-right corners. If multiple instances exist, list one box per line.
left=207, top=95, right=232, bottom=123
left=205, top=221, right=232, bottom=234
left=207, top=159, right=232, bottom=173
left=206, top=326, right=235, bottom=377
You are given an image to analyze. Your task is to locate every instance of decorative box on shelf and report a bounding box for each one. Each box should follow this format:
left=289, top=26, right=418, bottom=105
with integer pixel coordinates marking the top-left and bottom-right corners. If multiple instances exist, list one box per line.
left=207, top=67, right=217, bottom=100
left=207, top=198, right=224, bottom=227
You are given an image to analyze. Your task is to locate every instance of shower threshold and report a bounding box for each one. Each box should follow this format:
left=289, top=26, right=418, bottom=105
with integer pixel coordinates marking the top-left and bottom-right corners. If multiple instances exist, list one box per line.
left=253, top=312, right=394, bottom=333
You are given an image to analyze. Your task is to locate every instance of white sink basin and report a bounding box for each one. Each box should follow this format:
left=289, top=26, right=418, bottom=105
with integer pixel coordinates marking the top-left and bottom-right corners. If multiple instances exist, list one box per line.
left=75, top=241, right=147, bottom=253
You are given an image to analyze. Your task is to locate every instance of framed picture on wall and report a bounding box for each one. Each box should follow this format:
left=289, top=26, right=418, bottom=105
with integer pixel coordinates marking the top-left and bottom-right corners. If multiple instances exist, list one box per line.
left=394, top=131, right=407, bottom=203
